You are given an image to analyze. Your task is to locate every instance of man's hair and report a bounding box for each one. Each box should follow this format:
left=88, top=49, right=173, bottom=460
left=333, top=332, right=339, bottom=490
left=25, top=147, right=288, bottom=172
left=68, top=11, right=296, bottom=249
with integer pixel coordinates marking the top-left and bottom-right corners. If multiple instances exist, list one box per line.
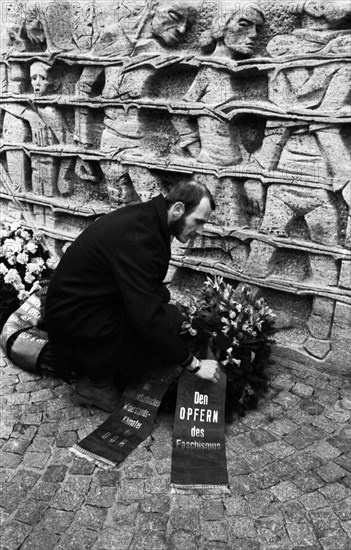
left=200, top=2, right=265, bottom=49
left=164, top=180, right=216, bottom=215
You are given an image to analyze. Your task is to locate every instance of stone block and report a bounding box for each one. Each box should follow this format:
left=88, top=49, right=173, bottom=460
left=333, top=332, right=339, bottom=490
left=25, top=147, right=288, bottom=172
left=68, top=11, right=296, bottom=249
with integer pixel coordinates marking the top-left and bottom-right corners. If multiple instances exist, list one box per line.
left=20, top=529, right=58, bottom=550
left=68, top=457, right=95, bottom=476
left=94, top=526, right=134, bottom=550
left=292, top=382, right=314, bottom=398
left=285, top=520, right=318, bottom=547
left=57, top=527, right=98, bottom=550
left=202, top=521, right=228, bottom=543
left=229, top=516, right=257, bottom=539
left=75, top=505, right=108, bottom=530
left=14, top=499, right=49, bottom=525
left=132, top=531, right=168, bottom=550
left=141, top=495, right=170, bottom=514
left=332, top=496, right=351, bottom=520
left=169, top=507, right=200, bottom=532
left=270, top=480, right=302, bottom=502
left=169, top=530, right=199, bottom=550
left=304, top=337, right=331, bottom=359
left=0, top=520, right=32, bottom=550
left=42, top=464, right=68, bottom=483
left=339, top=260, right=351, bottom=289
left=105, top=503, right=140, bottom=527
left=201, top=500, right=225, bottom=520
left=40, top=508, right=75, bottom=534
left=316, top=462, right=348, bottom=483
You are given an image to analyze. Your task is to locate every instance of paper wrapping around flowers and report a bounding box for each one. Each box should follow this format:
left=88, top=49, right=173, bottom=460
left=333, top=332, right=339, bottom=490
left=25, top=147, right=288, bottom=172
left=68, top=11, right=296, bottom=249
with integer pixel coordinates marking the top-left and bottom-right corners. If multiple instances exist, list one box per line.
left=0, top=292, right=49, bottom=373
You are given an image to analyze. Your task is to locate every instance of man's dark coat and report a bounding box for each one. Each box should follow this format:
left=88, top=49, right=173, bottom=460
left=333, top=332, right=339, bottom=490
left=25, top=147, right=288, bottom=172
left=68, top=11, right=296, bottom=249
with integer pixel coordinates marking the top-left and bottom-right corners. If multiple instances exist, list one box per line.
left=45, top=195, right=190, bottom=382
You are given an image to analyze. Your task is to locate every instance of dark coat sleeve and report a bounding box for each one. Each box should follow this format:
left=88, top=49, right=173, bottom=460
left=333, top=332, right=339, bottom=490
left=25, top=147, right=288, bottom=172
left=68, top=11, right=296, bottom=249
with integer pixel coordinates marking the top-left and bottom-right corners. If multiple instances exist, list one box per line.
left=111, top=220, right=190, bottom=366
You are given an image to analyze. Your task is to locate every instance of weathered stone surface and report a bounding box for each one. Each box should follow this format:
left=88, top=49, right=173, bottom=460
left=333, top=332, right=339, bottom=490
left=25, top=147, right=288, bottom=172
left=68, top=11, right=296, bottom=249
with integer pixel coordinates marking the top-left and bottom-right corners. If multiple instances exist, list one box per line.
left=20, top=529, right=58, bottom=550
left=14, top=498, right=49, bottom=526
left=1, top=0, right=349, bottom=373
left=42, top=465, right=68, bottom=483
left=1, top=520, right=32, bottom=550
left=86, top=485, right=117, bottom=507
left=57, top=527, right=98, bottom=550
left=168, top=530, right=199, bottom=550
left=94, top=526, right=134, bottom=550
left=39, top=508, right=75, bottom=534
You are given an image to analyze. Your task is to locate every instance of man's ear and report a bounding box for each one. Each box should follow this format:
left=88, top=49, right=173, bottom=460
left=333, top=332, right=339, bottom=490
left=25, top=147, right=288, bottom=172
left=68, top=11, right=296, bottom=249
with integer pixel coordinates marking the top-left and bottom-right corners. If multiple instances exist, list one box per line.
left=171, top=201, right=185, bottom=219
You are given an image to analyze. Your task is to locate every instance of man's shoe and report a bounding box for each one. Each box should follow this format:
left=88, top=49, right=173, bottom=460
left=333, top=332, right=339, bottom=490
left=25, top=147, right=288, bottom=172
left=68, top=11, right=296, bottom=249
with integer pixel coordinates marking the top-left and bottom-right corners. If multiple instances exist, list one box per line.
left=74, top=376, right=121, bottom=412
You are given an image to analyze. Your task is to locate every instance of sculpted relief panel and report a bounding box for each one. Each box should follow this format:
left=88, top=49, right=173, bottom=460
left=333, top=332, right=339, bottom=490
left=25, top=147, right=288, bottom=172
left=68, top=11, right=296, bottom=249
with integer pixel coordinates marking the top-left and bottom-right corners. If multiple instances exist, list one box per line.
left=0, top=0, right=350, bottom=374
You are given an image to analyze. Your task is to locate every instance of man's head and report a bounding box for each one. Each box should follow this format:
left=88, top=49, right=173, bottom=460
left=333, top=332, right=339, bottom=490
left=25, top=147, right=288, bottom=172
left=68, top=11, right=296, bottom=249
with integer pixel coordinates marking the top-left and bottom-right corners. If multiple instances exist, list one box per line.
left=210, top=2, right=265, bottom=57
left=166, top=181, right=215, bottom=243
left=150, top=0, right=196, bottom=46
left=30, top=61, right=51, bottom=94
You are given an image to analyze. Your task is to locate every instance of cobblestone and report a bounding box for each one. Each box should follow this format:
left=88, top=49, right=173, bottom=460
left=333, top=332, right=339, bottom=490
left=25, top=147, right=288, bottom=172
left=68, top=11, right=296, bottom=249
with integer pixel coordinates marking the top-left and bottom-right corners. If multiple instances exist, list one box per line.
left=1, top=348, right=351, bottom=549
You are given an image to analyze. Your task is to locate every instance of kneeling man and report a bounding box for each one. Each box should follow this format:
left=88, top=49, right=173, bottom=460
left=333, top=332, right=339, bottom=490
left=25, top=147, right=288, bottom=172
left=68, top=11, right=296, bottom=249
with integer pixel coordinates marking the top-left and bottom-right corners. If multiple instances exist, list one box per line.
left=45, top=181, right=220, bottom=411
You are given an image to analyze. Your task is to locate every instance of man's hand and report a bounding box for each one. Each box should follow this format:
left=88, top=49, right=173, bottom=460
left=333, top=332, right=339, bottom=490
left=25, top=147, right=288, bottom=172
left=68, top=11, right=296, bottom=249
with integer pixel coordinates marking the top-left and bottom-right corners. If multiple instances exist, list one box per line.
left=25, top=110, right=52, bottom=147
left=194, top=359, right=221, bottom=383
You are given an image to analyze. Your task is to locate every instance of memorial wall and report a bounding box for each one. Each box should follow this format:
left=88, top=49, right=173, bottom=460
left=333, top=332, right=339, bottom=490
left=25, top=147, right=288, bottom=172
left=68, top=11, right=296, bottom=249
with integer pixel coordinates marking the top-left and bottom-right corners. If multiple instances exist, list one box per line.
left=0, top=0, right=350, bottom=375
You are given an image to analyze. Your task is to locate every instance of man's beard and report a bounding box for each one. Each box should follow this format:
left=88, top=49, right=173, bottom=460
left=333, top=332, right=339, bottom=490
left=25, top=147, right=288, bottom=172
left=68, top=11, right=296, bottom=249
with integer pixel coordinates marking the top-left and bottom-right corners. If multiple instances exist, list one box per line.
left=169, top=214, right=186, bottom=241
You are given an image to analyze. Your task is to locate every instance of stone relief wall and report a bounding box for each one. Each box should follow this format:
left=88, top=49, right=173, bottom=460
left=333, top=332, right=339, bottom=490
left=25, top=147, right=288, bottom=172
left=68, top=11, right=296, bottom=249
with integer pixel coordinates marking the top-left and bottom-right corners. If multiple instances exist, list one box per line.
left=0, top=0, right=350, bottom=375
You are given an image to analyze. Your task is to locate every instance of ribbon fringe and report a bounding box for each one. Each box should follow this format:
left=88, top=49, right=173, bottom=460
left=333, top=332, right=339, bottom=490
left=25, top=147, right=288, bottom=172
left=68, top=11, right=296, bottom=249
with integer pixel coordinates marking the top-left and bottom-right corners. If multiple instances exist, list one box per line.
left=171, top=483, right=231, bottom=495
left=70, top=444, right=116, bottom=469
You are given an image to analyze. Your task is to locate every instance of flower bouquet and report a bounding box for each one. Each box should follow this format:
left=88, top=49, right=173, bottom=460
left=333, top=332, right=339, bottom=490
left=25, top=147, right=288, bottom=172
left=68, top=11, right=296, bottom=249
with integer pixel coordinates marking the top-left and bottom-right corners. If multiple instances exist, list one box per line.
left=0, top=221, right=56, bottom=332
left=177, top=276, right=276, bottom=422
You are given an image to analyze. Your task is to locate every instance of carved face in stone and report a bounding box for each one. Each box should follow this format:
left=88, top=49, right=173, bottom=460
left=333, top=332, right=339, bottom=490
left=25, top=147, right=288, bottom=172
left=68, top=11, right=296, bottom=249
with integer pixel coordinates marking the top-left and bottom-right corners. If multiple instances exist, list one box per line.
left=151, top=1, right=193, bottom=46
left=223, top=7, right=264, bottom=57
left=30, top=62, right=50, bottom=95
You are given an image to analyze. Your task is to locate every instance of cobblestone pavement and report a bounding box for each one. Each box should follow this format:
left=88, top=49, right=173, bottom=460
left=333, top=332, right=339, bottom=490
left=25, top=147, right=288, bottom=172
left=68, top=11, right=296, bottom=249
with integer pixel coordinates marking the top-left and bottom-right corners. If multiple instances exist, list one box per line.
left=1, top=347, right=351, bottom=550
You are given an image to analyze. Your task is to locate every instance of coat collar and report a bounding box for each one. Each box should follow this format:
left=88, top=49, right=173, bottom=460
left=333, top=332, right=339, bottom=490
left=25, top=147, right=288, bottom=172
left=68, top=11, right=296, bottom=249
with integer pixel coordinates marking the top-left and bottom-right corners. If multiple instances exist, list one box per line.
left=151, top=194, right=171, bottom=255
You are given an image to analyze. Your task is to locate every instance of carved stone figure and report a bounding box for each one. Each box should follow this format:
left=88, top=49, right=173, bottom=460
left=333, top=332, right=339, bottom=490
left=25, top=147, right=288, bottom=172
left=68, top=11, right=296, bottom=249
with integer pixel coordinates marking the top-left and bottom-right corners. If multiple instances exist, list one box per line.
left=251, top=0, right=351, bottom=248
left=173, top=2, right=265, bottom=165
left=28, top=61, right=75, bottom=197
left=1, top=60, right=64, bottom=194
left=244, top=0, right=351, bottom=360
left=97, top=0, right=197, bottom=205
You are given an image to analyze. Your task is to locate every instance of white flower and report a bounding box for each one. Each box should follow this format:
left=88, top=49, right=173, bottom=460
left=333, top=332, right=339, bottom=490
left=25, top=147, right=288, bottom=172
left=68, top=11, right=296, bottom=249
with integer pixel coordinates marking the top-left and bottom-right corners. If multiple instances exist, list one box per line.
left=18, top=289, right=29, bottom=301
left=189, top=328, right=198, bottom=336
left=26, top=241, right=38, bottom=254
left=16, top=251, right=29, bottom=265
left=33, top=257, right=45, bottom=269
left=4, top=268, right=22, bottom=285
left=20, top=230, right=31, bottom=241
left=24, top=272, right=35, bottom=284
left=3, top=238, right=22, bottom=257
left=26, top=262, right=40, bottom=274
left=213, top=276, right=223, bottom=290
left=46, top=258, right=58, bottom=270
left=0, top=263, right=8, bottom=275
